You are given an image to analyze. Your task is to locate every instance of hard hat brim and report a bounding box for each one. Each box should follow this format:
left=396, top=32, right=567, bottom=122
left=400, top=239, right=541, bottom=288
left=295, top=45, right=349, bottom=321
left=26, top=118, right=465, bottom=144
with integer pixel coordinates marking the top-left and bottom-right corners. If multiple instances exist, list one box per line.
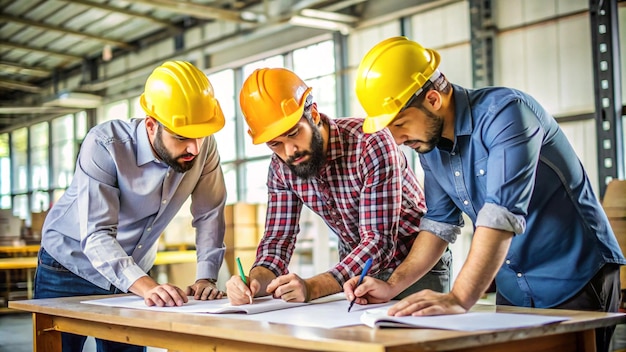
left=363, top=112, right=395, bottom=134
left=249, top=86, right=313, bottom=144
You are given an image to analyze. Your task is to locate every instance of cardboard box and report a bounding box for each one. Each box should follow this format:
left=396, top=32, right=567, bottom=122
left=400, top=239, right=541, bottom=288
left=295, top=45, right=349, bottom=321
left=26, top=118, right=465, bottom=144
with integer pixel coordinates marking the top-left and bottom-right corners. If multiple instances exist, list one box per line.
left=224, top=203, right=258, bottom=225
left=224, top=248, right=258, bottom=276
left=30, top=211, right=48, bottom=236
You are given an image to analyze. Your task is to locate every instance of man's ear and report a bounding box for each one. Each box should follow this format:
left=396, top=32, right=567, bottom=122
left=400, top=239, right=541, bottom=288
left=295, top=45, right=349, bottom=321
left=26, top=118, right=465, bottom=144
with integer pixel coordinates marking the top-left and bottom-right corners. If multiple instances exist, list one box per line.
left=310, top=103, right=321, bottom=125
left=145, top=116, right=158, bottom=136
left=425, top=90, right=442, bottom=110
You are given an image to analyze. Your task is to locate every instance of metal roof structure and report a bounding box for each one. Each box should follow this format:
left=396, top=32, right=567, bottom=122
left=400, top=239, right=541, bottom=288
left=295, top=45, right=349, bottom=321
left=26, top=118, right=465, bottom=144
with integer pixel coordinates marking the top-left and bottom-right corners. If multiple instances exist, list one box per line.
left=0, top=0, right=383, bottom=130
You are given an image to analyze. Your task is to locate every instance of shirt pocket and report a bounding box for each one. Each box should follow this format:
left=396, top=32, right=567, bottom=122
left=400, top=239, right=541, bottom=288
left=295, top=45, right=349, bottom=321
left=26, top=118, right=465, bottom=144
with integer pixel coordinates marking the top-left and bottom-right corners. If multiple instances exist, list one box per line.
left=474, top=157, right=488, bottom=191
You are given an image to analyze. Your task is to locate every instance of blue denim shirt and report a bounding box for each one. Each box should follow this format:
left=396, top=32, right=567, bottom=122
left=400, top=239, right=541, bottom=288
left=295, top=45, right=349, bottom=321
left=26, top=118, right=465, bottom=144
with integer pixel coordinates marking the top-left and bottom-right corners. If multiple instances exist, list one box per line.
left=419, top=84, right=626, bottom=308
left=40, top=118, right=227, bottom=292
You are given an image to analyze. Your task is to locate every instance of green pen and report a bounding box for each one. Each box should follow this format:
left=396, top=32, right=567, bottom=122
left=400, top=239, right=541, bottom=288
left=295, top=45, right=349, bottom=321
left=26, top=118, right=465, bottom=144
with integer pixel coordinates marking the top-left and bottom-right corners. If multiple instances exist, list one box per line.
left=236, top=257, right=253, bottom=304
left=236, top=257, right=248, bottom=285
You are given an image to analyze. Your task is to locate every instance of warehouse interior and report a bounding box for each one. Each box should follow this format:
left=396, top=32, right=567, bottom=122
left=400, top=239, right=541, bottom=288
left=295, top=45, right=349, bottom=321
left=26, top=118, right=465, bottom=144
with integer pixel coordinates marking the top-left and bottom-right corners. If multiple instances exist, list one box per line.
left=1, top=0, right=626, bottom=351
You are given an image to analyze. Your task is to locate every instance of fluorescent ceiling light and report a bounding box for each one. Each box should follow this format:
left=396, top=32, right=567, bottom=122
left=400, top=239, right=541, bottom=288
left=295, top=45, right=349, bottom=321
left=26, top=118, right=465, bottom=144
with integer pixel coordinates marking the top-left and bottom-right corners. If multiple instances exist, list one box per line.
left=42, top=91, right=102, bottom=109
left=289, top=15, right=351, bottom=35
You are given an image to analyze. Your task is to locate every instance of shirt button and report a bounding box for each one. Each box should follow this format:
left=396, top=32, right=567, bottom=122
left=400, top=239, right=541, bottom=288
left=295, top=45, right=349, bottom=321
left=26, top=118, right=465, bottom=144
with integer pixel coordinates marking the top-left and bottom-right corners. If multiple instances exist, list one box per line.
left=479, top=169, right=485, bottom=175
left=463, top=200, right=469, bottom=205
left=517, top=273, right=522, bottom=277
left=138, top=244, right=143, bottom=249
left=147, top=227, right=152, bottom=232
left=162, top=200, right=167, bottom=204
left=505, top=260, right=510, bottom=265
left=451, top=152, right=456, bottom=156
left=454, top=171, right=461, bottom=177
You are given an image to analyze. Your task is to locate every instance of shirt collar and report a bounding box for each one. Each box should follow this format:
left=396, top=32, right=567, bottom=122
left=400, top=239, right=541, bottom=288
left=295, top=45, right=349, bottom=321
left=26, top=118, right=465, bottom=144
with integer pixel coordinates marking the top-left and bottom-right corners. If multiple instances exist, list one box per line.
left=135, top=118, right=159, bottom=167
left=322, top=113, right=344, bottom=162
left=452, top=83, right=474, bottom=137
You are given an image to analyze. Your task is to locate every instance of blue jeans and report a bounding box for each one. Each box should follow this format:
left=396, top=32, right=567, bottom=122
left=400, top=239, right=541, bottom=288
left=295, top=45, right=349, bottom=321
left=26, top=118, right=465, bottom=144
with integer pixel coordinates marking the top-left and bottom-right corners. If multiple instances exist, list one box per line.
left=496, top=263, right=620, bottom=352
left=34, top=247, right=146, bottom=352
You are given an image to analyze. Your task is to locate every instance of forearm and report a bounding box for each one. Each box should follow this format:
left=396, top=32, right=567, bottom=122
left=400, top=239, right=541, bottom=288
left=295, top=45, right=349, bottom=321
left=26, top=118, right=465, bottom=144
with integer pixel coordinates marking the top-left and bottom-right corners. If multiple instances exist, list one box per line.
left=249, top=266, right=278, bottom=297
left=386, top=231, right=448, bottom=295
left=304, top=273, right=342, bottom=301
left=128, top=275, right=158, bottom=297
left=450, top=226, right=513, bottom=309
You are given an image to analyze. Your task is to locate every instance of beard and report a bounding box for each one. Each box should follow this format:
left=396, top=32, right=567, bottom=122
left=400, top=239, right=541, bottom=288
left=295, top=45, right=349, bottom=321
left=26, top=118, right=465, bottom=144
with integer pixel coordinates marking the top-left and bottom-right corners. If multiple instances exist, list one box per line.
left=285, top=120, right=326, bottom=179
left=153, top=127, right=197, bottom=173
left=407, top=107, right=444, bottom=154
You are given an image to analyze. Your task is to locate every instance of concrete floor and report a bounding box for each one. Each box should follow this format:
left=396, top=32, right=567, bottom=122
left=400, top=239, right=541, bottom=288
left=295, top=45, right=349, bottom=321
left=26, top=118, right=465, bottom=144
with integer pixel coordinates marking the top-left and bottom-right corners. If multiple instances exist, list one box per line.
left=0, top=312, right=166, bottom=352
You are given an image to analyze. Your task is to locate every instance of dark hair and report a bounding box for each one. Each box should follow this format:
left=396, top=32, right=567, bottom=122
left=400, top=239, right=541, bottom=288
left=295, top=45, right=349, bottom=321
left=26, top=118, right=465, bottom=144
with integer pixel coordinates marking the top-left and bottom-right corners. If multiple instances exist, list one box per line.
left=407, top=72, right=451, bottom=108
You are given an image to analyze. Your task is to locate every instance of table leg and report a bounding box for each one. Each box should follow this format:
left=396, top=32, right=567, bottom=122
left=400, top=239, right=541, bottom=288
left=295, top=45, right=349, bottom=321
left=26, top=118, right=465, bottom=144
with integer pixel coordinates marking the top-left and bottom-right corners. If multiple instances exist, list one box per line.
left=32, top=312, right=61, bottom=352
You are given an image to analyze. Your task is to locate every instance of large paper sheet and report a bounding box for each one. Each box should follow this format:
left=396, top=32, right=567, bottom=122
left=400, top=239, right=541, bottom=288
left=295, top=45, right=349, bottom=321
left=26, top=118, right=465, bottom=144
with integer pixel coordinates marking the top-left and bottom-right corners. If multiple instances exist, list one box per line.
left=361, top=307, right=570, bottom=331
left=83, top=294, right=342, bottom=314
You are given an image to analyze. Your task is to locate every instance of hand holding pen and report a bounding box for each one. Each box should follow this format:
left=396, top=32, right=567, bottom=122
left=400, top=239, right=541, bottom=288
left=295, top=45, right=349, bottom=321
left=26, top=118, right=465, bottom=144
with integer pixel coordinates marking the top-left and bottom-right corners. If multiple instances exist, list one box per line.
left=348, top=258, right=373, bottom=312
left=236, top=257, right=253, bottom=304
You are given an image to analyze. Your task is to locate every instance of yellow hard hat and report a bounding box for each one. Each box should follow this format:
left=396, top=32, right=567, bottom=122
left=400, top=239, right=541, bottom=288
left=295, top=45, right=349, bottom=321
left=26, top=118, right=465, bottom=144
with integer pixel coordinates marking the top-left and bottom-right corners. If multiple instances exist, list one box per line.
left=356, top=36, right=440, bottom=133
left=140, top=61, right=225, bottom=138
left=239, top=67, right=313, bottom=144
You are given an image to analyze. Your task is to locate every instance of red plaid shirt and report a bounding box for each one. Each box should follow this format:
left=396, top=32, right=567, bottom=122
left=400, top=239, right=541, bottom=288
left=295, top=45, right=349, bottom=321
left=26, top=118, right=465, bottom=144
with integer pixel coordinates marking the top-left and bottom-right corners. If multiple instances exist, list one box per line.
left=254, top=115, right=427, bottom=285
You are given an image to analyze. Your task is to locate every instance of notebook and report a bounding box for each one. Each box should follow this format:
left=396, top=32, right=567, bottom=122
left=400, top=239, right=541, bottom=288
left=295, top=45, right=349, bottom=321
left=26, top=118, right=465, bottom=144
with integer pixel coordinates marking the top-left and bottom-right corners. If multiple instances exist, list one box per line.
left=360, top=307, right=570, bottom=331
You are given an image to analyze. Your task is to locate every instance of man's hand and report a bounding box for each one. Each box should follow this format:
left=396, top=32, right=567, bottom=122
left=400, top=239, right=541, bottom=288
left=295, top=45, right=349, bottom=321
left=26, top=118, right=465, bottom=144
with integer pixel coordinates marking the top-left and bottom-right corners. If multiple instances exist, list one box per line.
left=343, top=276, right=394, bottom=305
left=266, top=273, right=309, bottom=302
left=387, top=290, right=467, bottom=316
left=186, top=279, right=224, bottom=300
left=225, top=274, right=259, bottom=305
left=129, top=276, right=188, bottom=307
left=142, top=283, right=188, bottom=307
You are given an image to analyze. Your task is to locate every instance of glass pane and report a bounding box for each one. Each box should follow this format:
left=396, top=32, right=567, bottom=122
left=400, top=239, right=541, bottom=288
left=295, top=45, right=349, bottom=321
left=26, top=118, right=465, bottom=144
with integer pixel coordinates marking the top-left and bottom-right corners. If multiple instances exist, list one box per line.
left=11, top=128, right=28, bottom=193
left=130, top=96, right=144, bottom=119
left=293, top=40, right=337, bottom=118
left=293, top=40, right=335, bottom=78
left=51, top=115, right=76, bottom=189
left=209, top=69, right=237, bottom=162
left=244, top=158, right=271, bottom=204
left=12, top=194, right=28, bottom=221
left=241, top=57, right=284, bottom=158
left=30, top=122, right=49, bottom=191
left=32, top=191, right=49, bottom=212
left=221, top=163, right=238, bottom=205
left=0, top=134, right=10, bottom=196
left=76, top=111, right=88, bottom=140
left=100, top=100, right=129, bottom=123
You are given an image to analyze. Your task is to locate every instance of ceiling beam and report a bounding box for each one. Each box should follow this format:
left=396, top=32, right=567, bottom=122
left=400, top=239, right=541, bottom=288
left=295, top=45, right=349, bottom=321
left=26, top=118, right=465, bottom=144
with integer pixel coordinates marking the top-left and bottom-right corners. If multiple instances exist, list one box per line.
left=62, top=0, right=180, bottom=32
left=0, top=79, right=43, bottom=93
left=0, top=61, right=51, bottom=78
left=0, top=14, right=136, bottom=50
left=0, top=40, right=83, bottom=61
left=129, top=0, right=260, bottom=23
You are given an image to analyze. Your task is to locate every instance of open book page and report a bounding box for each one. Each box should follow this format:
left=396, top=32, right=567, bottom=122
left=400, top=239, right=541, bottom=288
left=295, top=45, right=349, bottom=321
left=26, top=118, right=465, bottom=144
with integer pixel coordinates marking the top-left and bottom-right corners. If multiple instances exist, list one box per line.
left=361, top=308, right=570, bottom=331
left=82, top=292, right=344, bottom=314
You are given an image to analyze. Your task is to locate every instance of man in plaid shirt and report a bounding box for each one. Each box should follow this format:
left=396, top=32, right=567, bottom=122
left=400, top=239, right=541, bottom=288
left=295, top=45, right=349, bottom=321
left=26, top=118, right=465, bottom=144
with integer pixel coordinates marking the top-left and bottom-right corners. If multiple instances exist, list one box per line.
left=226, top=68, right=452, bottom=304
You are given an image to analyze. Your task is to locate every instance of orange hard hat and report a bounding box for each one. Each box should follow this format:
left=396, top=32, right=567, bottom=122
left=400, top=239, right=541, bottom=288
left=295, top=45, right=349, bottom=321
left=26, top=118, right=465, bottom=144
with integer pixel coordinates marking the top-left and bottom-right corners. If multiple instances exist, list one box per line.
left=239, top=67, right=312, bottom=144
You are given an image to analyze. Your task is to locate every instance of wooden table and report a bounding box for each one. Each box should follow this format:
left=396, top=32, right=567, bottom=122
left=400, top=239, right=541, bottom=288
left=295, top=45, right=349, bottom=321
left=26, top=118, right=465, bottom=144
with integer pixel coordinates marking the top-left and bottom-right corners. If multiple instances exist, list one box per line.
left=9, top=296, right=626, bottom=352
left=0, top=250, right=197, bottom=307
left=0, top=244, right=41, bottom=256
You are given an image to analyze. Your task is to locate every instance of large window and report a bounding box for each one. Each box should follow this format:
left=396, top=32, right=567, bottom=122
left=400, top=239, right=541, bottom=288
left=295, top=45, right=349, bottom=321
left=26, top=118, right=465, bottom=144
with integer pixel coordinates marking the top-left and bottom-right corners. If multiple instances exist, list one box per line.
left=30, top=122, right=49, bottom=212
left=0, top=134, right=10, bottom=209
left=51, top=115, right=75, bottom=189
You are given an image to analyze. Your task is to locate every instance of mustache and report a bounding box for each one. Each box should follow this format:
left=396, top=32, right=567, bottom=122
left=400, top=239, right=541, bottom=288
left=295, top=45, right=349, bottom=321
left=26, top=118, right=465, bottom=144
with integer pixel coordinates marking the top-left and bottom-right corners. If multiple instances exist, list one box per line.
left=286, top=151, right=310, bottom=164
left=177, top=153, right=195, bottom=160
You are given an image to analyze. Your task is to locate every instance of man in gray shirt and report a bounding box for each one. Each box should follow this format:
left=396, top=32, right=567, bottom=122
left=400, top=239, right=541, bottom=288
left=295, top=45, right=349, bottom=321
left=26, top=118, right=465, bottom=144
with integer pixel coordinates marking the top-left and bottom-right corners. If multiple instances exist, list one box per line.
left=34, top=61, right=227, bottom=352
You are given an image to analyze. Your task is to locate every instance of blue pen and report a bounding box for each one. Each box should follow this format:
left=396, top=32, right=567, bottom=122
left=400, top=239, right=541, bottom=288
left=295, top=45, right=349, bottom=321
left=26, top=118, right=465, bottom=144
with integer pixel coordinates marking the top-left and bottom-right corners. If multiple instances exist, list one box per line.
left=348, top=258, right=373, bottom=312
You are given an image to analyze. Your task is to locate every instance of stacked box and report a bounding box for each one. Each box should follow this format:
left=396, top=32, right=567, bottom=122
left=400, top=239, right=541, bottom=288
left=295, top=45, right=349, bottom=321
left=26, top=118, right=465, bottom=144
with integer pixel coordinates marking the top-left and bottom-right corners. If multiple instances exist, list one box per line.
left=223, top=203, right=265, bottom=276
left=602, top=180, right=626, bottom=290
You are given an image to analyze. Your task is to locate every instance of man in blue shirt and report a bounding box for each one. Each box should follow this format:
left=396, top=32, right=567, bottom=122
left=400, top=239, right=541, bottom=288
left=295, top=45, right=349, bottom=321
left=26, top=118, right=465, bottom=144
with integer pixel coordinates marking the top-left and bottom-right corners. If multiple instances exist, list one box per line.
left=34, top=61, right=228, bottom=352
left=344, top=36, right=626, bottom=352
